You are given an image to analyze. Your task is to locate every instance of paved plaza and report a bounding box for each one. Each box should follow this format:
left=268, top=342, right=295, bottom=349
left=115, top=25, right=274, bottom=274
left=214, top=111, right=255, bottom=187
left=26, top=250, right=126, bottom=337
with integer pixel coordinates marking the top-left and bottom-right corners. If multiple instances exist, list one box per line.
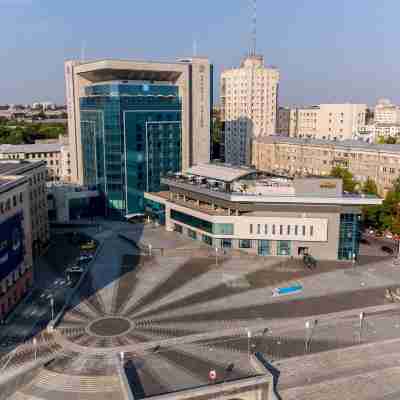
left=2, top=222, right=400, bottom=399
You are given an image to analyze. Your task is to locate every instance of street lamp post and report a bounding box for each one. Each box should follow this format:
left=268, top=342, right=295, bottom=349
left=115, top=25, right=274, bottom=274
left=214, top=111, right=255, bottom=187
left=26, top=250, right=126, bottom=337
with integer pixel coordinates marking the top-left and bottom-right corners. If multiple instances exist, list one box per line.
left=148, top=243, right=152, bottom=257
left=305, top=320, right=311, bottom=353
left=247, top=329, right=252, bottom=359
left=215, top=247, right=218, bottom=267
left=359, top=312, right=365, bottom=343
left=33, top=337, right=37, bottom=361
left=305, top=319, right=318, bottom=353
left=50, top=296, right=54, bottom=322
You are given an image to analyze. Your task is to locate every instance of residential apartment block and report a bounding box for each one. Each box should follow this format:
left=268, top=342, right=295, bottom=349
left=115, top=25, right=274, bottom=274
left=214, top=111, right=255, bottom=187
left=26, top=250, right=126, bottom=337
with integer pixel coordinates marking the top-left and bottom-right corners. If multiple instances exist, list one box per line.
left=278, top=104, right=367, bottom=141
left=252, top=136, right=400, bottom=195
left=356, top=123, right=400, bottom=143
left=221, top=55, right=279, bottom=165
left=0, top=160, right=50, bottom=319
left=0, top=173, right=32, bottom=320
left=0, top=161, right=49, bottom=258
left=0, top=142, right=72, bottom=182
left=374, top=98, right=400, bottom=124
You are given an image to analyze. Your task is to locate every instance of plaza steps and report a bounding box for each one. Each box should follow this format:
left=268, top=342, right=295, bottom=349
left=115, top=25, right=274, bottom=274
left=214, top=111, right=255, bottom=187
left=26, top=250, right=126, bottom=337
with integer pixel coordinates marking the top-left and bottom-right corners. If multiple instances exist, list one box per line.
left=32, top=369, right=121, bottom=393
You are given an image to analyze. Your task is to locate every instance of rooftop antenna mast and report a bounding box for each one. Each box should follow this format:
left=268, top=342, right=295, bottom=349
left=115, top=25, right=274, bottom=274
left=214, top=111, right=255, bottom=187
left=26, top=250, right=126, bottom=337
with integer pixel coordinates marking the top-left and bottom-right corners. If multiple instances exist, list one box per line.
left=250, top=0, right=257, bottom=56
left=80, top=40, right=86, bottom=62
left=193, top=39, right=198, bottom=57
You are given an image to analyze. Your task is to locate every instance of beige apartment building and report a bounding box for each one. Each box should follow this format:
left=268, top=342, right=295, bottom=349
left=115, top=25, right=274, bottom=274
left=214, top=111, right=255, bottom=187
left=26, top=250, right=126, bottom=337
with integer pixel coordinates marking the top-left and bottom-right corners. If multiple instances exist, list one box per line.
left=0, top=173, right=33, bottom=320
left=252, top=136, right=400, bottom=195
left=0, top=161, right=49, bottom=258
left=374, top=98, right=400, bottom=124
left=65, top=57, right=212, bottom=184
left=0, top=142, right=72, bottom=182
left=278, top=104, right=367, bottom=140
left=221, top=55, right=279, bottom=166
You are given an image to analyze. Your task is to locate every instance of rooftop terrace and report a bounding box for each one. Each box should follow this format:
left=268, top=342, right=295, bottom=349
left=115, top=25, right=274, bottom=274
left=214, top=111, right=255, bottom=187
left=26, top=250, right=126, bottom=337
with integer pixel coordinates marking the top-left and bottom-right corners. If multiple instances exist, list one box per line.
left=159, top=165, right=382, bottom=206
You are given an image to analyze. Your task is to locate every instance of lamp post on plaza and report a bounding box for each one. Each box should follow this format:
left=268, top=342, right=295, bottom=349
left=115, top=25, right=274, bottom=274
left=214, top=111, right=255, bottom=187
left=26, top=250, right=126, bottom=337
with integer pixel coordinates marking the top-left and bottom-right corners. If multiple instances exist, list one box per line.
left=359, top=312, right=365, bottom=343
left=215, top=247, right=219, bottom=267
left=49, top=296, right=54, bottom=322
left=305, top=319, right=318, bottom=354
left=33, top=338, right=37, bottom=361
left=247, top=329, right=252, bottom=359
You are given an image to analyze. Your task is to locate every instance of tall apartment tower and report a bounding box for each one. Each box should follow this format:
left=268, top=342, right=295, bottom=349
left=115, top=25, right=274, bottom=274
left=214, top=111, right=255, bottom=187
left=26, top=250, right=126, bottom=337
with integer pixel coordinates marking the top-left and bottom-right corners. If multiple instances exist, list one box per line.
left=65, top=57, right=213, bottom=216
left=221, top=55, right=279, bottom=166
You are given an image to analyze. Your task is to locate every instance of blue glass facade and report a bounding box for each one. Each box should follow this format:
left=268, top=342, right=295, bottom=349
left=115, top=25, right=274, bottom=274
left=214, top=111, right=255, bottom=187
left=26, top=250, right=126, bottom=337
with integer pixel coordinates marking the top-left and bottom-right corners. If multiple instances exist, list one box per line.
left=338, top=213, right=361, bottom=260
left=170, top=209, right=234, bottom=235
left=80, top=83, right=182, bottom=216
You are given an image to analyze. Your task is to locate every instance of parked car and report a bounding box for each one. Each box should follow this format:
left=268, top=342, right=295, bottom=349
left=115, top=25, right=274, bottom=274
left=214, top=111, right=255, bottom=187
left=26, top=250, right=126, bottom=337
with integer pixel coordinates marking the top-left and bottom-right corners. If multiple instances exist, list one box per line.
left=80, top=240, right=96, bottom=251
left=360, top=238, right=370, bottom=245
left=385, top=233, right=394, bottom=239
left=77, top=254, right=93, bottom=265
left=67, top=265, right=84, bottom=273
left=381, top=246, right=394, bottom=254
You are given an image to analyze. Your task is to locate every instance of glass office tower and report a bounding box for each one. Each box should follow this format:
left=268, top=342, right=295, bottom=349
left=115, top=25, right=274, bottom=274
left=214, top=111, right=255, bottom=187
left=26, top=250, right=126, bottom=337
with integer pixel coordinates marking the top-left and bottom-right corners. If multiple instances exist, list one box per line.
left=80, top=82, right=182, bottom=217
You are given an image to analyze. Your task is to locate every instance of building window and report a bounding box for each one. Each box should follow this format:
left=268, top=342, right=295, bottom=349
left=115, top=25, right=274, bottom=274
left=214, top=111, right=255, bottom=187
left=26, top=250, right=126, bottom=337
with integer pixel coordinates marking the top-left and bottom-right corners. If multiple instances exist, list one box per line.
left=173, top=224, right=183, bottom=233
left=310, top=226, right=314, bottom=236
left=272, top=224, right=276, bottom=235
left=257, top=224, right=261, bottom=234
left=279, top=225, right=283, bottom=235
left=221, top=238, right=232, bottom=248
left=302, top=225, right=306, bottom=236
left=188, top=229, right=197, bottom=240
left=258, top=240, right=270, bottom=256
left=214, top=223, right=234, bottom=235
left=287, top=225, right=291, bottom=235
left=239, top=239, right=251, bottom=249
left=295, top=225, right=298, bottom=235
left=277, top=241, right=291, bottom=256
left=202, top=235, right=212, bottom=246
left=250, top=224, right=253, bottom=234
left=264, top=224, right=268, bottom=234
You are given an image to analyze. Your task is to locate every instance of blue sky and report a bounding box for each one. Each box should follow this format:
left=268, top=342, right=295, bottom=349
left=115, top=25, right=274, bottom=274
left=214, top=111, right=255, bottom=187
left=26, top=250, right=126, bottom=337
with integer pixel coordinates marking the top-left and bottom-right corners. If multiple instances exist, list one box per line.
left=1, top=0, right=400, bottom=106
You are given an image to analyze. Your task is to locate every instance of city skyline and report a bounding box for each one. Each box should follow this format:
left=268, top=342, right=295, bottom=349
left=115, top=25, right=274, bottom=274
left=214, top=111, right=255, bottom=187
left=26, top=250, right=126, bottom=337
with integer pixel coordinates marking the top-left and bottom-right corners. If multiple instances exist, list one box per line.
left=2, top=0, right=400, bottom=106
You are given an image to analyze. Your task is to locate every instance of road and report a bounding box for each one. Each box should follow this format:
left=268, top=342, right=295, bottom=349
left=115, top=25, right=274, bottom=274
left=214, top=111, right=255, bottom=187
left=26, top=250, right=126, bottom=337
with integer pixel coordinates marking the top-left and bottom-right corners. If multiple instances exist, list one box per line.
left=0, top=233, right=86, bottom=359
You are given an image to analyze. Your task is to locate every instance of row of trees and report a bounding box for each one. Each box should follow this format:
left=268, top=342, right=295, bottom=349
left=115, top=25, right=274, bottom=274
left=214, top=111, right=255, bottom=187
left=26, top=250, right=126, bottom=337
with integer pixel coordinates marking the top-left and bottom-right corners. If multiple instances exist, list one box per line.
left=0, top=119, right=66, bottom=145
left=330, top=166, right=400, bottom=234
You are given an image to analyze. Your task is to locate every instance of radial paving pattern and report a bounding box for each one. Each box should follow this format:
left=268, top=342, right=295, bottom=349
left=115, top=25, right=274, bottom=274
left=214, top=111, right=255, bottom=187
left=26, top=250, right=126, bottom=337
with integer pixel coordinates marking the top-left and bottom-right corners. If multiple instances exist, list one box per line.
left=2, top=229, right=391, bottom=400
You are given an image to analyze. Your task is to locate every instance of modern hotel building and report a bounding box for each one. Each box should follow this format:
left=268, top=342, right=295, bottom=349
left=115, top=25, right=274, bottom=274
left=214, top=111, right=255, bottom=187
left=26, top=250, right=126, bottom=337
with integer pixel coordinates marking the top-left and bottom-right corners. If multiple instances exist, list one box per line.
left=65, top=58, right=212, bottom=216
left=145, top=164, right=381, bottom=261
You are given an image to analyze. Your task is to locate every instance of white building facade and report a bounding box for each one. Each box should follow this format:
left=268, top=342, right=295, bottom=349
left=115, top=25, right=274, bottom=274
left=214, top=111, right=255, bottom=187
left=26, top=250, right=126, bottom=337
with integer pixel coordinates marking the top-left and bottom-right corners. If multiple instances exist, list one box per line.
left=221, top=55, right=279, bottom=166
left=374, top=98, right=400, bottom=124
left=279, top=104, right=367, bottom=140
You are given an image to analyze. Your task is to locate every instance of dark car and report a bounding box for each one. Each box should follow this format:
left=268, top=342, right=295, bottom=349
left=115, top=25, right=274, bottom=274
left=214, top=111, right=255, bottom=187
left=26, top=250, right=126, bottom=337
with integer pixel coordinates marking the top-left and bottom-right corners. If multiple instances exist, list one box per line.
left=381, top=246, right=394, bottom=254
left=360, top=238, right=370, bottom=245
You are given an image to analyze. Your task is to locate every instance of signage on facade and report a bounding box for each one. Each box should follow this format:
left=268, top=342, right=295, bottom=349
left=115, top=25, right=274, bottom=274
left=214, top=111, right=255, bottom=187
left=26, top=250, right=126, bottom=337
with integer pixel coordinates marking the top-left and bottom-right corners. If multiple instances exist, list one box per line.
left=320, top=182, right=337, bottom=189
left=0, top=213, right=24, bottom=280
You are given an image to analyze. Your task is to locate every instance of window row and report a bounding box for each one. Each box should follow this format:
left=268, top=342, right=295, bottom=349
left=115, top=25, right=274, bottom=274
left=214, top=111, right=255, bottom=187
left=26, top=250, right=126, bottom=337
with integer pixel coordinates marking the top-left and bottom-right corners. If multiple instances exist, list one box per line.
left=0, top=192, right=24, bottom=214
left=249, top=223, right=314, bottom=237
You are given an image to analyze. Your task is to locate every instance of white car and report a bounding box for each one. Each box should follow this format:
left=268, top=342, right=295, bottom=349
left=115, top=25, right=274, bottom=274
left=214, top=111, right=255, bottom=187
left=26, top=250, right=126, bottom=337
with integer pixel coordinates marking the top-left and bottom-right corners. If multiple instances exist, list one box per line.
left=386, top=233, right=394, bottom=239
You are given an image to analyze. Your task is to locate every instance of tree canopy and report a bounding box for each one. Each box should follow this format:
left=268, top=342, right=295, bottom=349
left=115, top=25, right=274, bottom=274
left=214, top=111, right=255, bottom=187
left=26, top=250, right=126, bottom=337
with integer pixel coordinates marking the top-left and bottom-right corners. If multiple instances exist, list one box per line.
left=330, top=166, right=358, bottom=193
left=362, top=177, right=378, bottom=195
left=0, top=119, right=66, bottom=145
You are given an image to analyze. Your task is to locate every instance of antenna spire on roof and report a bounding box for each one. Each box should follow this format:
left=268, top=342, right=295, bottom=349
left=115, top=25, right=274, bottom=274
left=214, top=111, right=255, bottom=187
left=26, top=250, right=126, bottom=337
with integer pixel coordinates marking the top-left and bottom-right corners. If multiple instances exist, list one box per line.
left=193, top=39, right=198, bottom=57
left=80, top=40, right=86, bottom=62
left=250, top=0, right=257, bottom=56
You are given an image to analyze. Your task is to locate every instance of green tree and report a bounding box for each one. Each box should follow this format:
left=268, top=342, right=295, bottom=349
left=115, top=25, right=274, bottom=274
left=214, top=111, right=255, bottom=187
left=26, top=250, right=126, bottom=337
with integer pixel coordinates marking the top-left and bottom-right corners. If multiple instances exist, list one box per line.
left=330, top=166, right=358, bottom=193
left=362, top=177, right=378, bottom=195
left=392, top=176, right=400, bottom=193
